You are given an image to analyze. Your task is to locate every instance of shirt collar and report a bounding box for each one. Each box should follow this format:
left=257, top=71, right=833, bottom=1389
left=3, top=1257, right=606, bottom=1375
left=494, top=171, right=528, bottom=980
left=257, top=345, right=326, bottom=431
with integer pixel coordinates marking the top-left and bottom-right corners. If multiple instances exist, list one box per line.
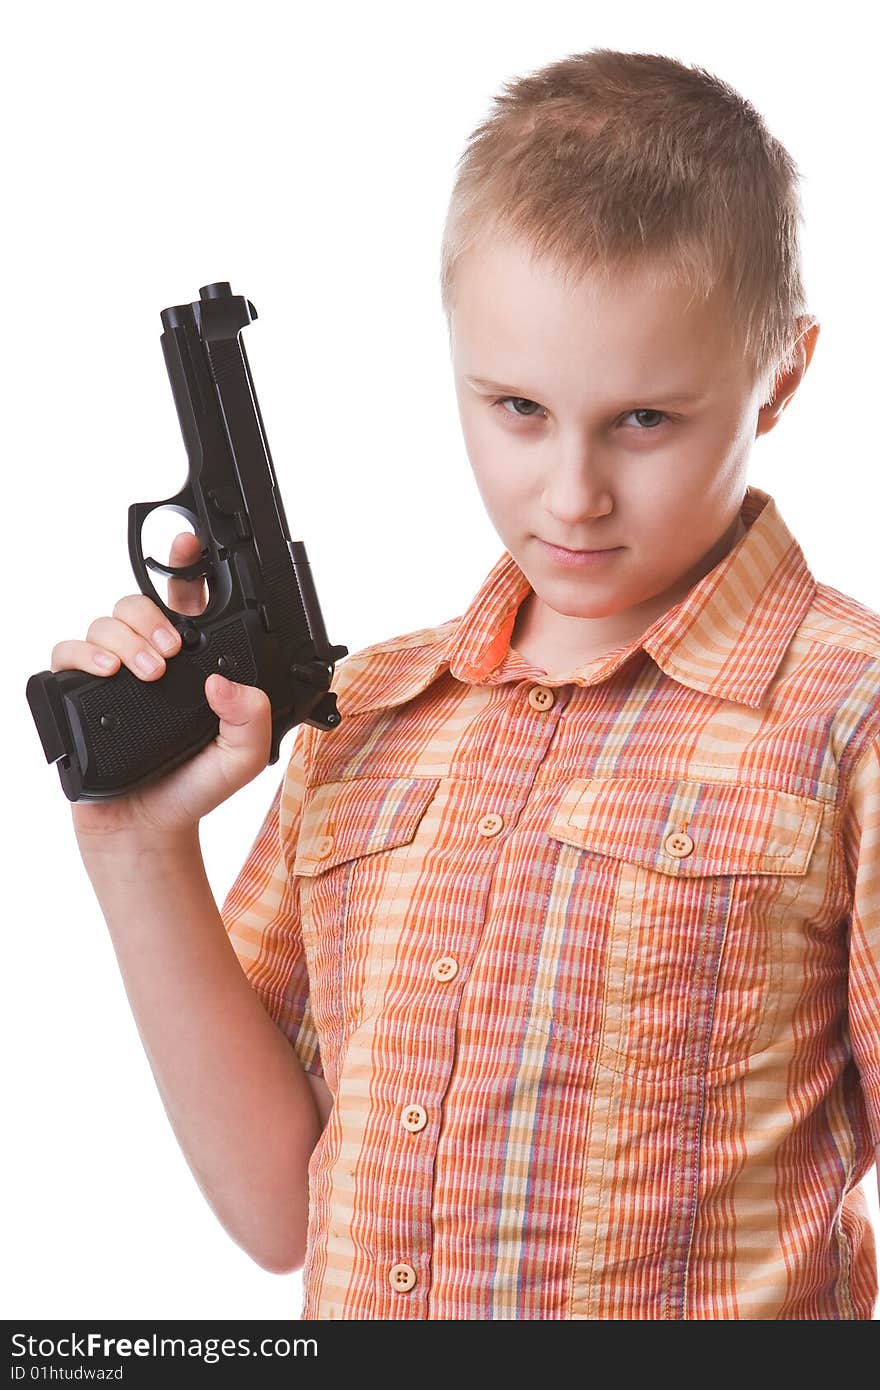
left=338, top=485, right=818, bottom=718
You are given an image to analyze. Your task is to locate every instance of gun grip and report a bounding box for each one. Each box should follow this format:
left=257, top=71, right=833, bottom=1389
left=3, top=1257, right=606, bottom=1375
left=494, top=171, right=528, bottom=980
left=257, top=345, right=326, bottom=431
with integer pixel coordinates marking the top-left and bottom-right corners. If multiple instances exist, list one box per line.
left=25, top=614, right=259, bottom=802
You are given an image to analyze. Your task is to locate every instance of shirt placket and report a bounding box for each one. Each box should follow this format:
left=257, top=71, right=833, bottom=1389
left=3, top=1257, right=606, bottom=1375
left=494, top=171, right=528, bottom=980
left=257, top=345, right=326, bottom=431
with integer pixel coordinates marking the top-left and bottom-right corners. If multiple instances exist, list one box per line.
left=370, top=677, right=573, bottom=1318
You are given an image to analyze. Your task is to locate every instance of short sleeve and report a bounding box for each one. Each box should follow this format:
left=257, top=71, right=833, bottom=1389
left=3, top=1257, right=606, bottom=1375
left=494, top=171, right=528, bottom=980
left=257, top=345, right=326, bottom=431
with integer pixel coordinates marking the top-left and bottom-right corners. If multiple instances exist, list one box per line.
left=842, top=731, right=880, bottom=1145
left=220, top=723, right=323, bottom=1078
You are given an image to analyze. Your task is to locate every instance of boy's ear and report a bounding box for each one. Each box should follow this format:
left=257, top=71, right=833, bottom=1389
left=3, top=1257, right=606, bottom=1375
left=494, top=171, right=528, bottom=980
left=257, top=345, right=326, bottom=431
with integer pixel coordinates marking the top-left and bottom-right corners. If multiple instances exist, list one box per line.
left=798, top=315, right=821, bottom=374
left=756, top=317, right=820, bottom=437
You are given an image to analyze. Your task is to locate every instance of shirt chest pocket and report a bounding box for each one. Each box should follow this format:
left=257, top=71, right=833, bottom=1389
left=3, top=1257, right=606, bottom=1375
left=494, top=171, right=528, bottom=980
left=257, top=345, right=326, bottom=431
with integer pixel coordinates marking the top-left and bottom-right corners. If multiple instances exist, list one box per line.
left=292, top=774, right=442, bottom=1041
left=533, top=775, right=825, bottom=1079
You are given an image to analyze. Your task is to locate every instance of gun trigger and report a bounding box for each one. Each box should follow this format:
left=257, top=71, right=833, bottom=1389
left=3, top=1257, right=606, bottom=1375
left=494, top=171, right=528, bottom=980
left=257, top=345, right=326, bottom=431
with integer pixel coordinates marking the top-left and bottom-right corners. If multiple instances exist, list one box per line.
left=145, top=550, right=212, bottom=581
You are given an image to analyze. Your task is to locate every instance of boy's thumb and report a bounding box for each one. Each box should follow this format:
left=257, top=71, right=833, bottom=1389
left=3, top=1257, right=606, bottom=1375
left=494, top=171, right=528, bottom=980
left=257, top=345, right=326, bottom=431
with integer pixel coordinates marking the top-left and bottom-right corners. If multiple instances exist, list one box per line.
left=207, top=672, right=238, bottom=702
left=204, top=673, right=271, bottom=770
left=206, top=674, right=264, bottom=726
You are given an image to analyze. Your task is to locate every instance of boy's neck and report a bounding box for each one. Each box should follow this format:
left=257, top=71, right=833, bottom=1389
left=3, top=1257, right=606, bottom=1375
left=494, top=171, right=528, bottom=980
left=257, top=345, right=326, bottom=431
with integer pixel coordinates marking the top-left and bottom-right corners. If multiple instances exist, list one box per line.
left=509, top=511, right=749, bottom=679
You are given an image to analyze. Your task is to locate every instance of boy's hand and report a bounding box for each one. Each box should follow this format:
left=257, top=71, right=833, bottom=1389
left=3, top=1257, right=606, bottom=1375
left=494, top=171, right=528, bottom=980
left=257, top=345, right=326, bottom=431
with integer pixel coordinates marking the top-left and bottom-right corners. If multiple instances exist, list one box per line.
left=50, top=532, right=273, bottom=846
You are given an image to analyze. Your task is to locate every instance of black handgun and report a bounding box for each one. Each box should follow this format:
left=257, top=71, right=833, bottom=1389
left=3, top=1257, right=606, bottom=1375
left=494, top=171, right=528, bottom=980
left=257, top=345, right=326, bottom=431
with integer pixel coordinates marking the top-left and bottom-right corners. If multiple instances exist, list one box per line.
left=26, top=281, right=347, bottom=803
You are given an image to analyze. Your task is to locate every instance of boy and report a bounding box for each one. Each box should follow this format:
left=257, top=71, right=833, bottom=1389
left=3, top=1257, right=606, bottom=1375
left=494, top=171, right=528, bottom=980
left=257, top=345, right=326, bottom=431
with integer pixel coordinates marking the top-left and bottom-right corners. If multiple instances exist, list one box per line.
left=62, top=48, right=880, bottom=1319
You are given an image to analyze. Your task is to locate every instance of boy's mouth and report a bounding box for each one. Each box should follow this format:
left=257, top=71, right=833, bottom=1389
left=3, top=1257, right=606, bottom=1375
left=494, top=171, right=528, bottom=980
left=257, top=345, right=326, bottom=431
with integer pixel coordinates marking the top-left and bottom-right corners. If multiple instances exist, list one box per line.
left=538, top=537, right=624, bottom=567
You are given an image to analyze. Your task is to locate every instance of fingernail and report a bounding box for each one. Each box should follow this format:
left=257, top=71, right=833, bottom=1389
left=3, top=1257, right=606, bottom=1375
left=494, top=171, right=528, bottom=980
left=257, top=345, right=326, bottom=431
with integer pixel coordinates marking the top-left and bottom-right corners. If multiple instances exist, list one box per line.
left=136, top=650, right=161, bottom=674
left=153, top=628, right=177, bottom=654
left=94, top=652, right=117, bottom=669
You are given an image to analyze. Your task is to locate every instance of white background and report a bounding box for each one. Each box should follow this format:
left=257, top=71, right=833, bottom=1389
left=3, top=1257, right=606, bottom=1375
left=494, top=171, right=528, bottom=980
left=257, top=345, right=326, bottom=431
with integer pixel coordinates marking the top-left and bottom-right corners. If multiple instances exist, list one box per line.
left=5, top=0, right=878, bottom=1321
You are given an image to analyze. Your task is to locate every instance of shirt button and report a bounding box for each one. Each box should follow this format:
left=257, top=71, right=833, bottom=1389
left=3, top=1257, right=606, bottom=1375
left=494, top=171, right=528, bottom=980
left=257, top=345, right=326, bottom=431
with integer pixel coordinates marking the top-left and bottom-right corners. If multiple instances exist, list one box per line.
left=401, top=1103, right=428, bottom=1133
left=478, top=811, right=505, bottom=837
left=431, top=955, right=459, bottom=982
left=527, top=684, right=555, bottom=711
left=389, top=1262, right=417, bottom=1292
left=663, top=830, right=695, bottom=858
left=316, top=833, right=335, bottom=858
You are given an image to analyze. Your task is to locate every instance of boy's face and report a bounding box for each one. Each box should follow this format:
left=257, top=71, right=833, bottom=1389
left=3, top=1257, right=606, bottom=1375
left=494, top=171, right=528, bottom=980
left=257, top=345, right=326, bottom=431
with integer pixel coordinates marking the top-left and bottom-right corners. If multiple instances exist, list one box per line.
left=449, top=233, right=812, bottom=660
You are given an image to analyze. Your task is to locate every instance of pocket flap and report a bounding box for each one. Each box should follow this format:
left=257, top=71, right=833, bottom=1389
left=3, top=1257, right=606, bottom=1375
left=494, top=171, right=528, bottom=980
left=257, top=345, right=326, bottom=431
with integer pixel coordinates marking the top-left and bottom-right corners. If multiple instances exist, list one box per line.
left=548, top=776, right=824, bottom=877
left=293, top=775, right=441, bottom=876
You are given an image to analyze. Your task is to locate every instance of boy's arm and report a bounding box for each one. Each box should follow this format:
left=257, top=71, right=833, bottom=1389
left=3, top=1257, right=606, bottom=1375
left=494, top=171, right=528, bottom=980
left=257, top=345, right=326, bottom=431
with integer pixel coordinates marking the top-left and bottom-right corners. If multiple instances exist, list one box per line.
left=78, top=723, right=324, bottom=1275
left=78, top=825, right=323, bottom=1275
left=307, top=1074, right=333, bottom=1128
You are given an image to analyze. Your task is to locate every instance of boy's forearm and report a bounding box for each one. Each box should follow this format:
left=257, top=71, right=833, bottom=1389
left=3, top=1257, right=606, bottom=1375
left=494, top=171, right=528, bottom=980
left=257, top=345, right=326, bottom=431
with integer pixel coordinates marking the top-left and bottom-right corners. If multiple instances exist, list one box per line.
left=76, top=827, right=321, bottom=1274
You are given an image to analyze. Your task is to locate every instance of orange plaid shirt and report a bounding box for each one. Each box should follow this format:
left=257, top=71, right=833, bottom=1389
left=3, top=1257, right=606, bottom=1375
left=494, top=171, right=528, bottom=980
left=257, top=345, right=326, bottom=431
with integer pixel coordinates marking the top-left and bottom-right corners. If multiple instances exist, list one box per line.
left=222, top=483, right=880, bottom=1319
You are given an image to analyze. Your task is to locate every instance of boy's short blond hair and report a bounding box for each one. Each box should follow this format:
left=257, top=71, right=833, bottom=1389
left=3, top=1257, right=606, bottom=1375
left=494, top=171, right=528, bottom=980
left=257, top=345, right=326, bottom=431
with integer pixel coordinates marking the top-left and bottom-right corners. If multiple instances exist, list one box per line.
left=440, top=47, right=816, bottom=407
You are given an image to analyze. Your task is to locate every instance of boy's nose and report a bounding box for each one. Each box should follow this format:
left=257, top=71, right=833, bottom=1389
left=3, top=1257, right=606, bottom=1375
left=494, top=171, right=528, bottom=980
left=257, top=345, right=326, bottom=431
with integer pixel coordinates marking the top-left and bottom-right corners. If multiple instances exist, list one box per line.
left=541, top=460, right=615, bottom=526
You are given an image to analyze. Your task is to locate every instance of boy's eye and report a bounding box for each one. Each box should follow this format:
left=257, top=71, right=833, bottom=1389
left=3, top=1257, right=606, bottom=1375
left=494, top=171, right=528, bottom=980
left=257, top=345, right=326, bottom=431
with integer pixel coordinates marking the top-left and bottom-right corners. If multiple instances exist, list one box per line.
left=623, top=408, right=669, bottom=429
left=493, top=398, right=671, bottom=430
left=496, top=396, right=545, bottom=418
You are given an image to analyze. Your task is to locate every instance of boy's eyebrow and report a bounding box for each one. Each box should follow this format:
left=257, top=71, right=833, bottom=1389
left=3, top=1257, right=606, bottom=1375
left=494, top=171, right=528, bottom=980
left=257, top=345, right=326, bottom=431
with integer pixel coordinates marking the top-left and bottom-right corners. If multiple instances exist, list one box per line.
left=464, top=374, right=705, bottom=404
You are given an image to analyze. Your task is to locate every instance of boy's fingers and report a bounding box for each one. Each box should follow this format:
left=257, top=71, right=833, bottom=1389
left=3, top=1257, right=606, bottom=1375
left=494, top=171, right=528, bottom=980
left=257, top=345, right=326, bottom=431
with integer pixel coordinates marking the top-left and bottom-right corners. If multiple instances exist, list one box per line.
left=167, top=531, right=209, bottom=616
